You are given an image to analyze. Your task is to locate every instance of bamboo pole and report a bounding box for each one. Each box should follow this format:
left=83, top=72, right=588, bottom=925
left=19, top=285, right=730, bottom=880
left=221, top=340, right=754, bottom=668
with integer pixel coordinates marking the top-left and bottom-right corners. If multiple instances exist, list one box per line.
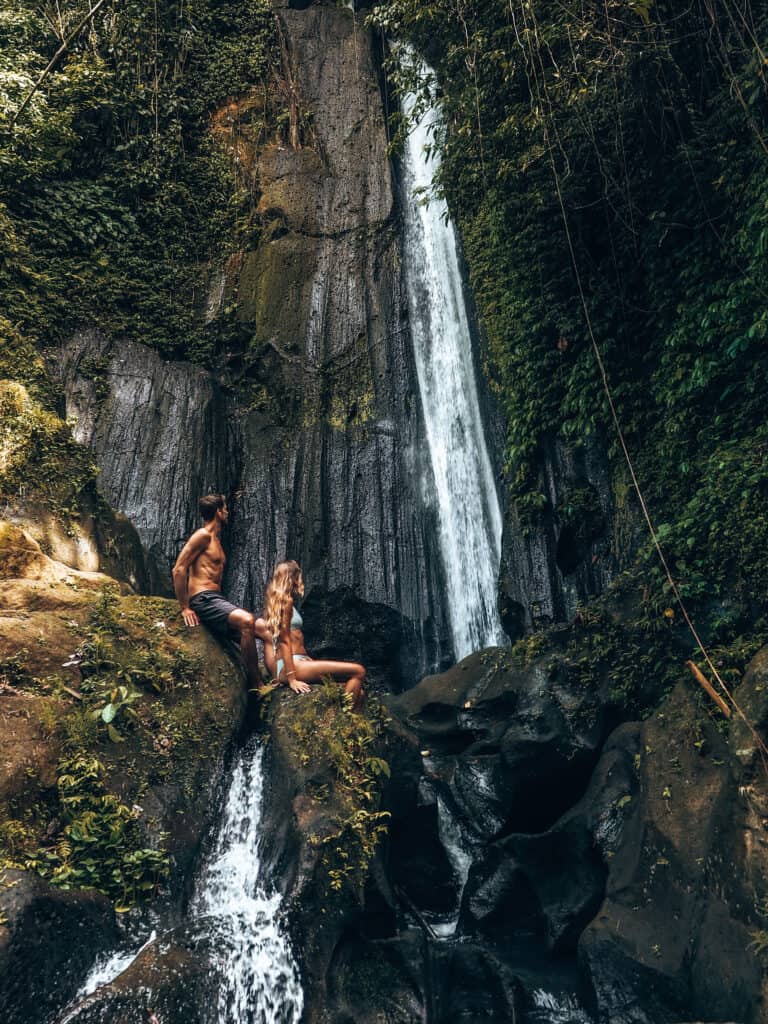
left=11, top=0, right=113, bottom=128
left=685, top=659, right=731, bottom=718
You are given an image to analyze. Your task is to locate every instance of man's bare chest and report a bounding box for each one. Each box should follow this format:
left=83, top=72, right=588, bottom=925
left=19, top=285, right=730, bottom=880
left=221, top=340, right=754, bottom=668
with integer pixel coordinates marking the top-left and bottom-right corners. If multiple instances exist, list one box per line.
left=198, top=540, right=226, bottom=574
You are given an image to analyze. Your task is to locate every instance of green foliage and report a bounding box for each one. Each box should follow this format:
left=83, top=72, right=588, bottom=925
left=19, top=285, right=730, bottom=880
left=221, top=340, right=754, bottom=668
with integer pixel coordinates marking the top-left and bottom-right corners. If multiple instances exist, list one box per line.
left=373, top=0, right=768, bottom=675
left=563, top=591, right=681, bottom=713
left=556, top=485, right=604, bottom=545
left=749, top=929, right=768, bottom=960
left=0, top=589, right=225, bottom=908
left=78, top=355, right=110, bottom=406
left=0, top=380, right=99, bottom=519
left=0, top=648, right=31, bottom=687
left=0, top=316, right=57, bottom=407
left=9, top=754, right=169, bottom=908
left=61, top=707, right=100, bottom=750
left=70, top=585, right=203, bottom=744
left=0, top=0, right=281, bottom=366
left=90, top=684, right=141, bottom=743
left=280, top=682, right=391, bottom=895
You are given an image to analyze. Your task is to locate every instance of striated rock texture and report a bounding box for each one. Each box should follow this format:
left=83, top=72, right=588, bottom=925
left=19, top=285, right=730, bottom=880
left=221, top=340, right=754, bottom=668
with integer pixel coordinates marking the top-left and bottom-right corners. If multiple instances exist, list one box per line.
left=499, top=435, right=624, bottom=639
left=57, top=329, right=233, bottom=598
left=58, top=2, right=450, bottom=685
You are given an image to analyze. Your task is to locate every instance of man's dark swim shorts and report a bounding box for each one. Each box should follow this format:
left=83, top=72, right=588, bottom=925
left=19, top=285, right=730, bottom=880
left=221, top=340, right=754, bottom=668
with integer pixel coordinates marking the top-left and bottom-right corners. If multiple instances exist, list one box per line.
left=189, top=590, right=239, bottom=639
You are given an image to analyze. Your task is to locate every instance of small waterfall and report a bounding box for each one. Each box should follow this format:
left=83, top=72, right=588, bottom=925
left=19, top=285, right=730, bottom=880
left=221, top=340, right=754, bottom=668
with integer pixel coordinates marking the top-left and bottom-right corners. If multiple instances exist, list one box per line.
left=76, top=932, right=157, bottom=1000
left=63, top=740, right=302, bottom=1023
left=400, top=59, right=507, bottom=661
left=431, top=793, right=474, bottom=938
left=530, top=990, right=593, bottom=1023
left=192, top=741, right=303, bottom=1023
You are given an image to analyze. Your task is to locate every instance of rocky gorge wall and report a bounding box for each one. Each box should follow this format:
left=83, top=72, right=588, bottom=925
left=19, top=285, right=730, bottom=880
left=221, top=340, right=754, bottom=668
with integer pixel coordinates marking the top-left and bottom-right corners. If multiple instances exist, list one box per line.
left=56, top=0, right=623, bottom=687
left=58, top=2, right=448, bottom=688
left=255, top=598, right=768, bottom=1024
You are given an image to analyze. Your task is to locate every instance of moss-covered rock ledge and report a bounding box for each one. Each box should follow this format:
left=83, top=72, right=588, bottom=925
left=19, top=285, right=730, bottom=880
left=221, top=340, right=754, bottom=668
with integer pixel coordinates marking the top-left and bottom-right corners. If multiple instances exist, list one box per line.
left=261, top=683, right=396, bottom=1023
left=59, top=682, right=400, bottom=1024
left=0, top=521, right=246, bottom=1024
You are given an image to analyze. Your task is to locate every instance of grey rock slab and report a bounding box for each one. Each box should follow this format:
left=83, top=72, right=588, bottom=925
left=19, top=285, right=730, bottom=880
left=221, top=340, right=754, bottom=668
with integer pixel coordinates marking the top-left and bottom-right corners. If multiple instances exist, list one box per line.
left=58, top=329, right=236, bottom=584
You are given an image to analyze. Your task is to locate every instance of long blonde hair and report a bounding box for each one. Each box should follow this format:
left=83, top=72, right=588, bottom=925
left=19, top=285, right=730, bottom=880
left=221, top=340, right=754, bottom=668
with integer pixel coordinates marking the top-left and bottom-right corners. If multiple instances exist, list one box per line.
left=264, top=560, right=303, bottom=645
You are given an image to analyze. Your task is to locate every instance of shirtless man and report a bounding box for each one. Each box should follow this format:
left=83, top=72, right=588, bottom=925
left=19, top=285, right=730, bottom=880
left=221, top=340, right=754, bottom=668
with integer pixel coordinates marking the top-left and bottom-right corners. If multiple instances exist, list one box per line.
left=172, top=493, right=275, bottom=685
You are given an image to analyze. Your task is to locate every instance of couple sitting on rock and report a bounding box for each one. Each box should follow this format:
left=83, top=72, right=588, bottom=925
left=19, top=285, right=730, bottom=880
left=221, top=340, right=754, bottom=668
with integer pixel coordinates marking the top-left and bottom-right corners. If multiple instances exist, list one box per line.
left=172, top=493, right=366, bottom=710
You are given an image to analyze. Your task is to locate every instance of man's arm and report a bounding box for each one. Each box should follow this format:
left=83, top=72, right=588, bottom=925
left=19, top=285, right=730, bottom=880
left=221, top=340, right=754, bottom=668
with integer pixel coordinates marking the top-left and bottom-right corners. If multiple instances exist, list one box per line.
left=172, top=530, right=211, bottom=626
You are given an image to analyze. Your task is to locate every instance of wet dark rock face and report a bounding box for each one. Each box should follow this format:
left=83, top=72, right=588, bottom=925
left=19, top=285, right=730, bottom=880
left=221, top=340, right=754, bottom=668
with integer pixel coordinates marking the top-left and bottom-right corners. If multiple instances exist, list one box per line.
left=271, top=641, right=768, bottom=1023
left=53, top=934, right=214, bottom=1024
left=499, top=437, right=626, bottom=639
left=299, top=585, right=422, bottom=693
left=57, top=330, right=232, bottom=598
left=0, top=872, right=120, bottom=1024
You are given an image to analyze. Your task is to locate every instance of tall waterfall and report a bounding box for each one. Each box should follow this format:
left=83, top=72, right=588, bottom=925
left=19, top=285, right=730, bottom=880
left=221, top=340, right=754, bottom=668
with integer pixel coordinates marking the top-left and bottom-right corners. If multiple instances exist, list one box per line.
left=401, top=66, right=507, bottom=661
left=68, top=740, right=302, bottom=1023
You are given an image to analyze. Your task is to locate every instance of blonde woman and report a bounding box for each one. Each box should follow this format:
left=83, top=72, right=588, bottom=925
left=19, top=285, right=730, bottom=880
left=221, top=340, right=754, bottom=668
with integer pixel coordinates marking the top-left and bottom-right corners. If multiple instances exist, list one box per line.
left=264, top=560, right=366, bottom=711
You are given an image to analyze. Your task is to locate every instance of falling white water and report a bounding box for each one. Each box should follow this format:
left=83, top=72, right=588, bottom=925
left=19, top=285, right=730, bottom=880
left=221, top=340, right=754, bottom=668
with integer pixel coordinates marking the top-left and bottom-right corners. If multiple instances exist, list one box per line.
left=431, top=793, right=474, bottom=938
left=400, top=59, right=507, bottom=661
left=64, top=741, right=302, bottom=1023
left=530, top=989, right=593, bottom=1023
left=192, top=740, right=303, bottom=1023
left=75, top=930, right=157, bottom=1000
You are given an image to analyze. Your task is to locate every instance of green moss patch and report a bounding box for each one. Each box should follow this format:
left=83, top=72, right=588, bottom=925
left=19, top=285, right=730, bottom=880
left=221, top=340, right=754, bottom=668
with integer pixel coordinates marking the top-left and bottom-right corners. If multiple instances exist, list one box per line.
left=0, top=584, right=243, bottom=909
left=266, top=682, right=391, bottom=895
left=0, top=380, right=99, bottom=522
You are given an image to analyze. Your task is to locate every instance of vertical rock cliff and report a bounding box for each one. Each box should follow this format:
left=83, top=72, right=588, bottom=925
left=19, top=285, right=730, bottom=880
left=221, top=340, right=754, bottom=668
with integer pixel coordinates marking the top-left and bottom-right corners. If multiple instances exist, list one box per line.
left=56, top=0, right=622, bottom=683
left=58, top=1, right=451, bottom=686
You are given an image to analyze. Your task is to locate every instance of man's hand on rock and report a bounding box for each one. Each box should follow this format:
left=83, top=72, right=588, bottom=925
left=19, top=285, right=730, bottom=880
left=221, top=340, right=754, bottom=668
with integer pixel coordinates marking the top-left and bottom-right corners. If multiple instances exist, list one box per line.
left=182, top=608, right=200, bottom=627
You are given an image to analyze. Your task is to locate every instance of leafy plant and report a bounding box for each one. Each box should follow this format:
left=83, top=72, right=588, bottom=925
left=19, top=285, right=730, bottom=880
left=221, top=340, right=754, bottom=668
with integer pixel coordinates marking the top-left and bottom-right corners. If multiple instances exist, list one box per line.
left=279, top=681, right=392, bottom=895
left=0, top=649, right=31, bottom=687
left=0, top=0, right=282, bottom=370
left=36, top=754, right=168, bottom=907
left=90, top=684, right=141, bottom=742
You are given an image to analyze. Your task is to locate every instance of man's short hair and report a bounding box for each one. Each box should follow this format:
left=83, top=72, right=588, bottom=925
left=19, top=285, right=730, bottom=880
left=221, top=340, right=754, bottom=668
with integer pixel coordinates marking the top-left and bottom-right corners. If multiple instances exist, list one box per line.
left=199, top=493, right=226, bottom=522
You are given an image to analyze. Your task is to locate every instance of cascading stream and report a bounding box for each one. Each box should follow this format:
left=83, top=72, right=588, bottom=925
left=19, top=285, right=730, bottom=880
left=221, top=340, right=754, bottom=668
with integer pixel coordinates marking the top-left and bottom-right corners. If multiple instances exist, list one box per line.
left=400, top=58, right=507, bottom=662
left=192, top=740, right=303, bottom=1024
left=65, top=740, right=302, bottom=1024
left=399, top=56, right=509, bottom=957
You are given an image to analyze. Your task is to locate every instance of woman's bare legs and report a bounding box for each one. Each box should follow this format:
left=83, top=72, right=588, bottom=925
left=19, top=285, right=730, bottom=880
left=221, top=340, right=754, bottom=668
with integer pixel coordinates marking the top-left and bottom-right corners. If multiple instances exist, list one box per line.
left=293, top=659, right=366, bottom=711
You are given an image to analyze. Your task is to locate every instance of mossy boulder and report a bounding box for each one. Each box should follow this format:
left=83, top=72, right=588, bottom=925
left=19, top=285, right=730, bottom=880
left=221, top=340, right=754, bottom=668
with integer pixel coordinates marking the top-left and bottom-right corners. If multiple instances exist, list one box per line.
left=261, top=683, right=397, bottom=1022
left=0, top=518, right=246, bottom=1024
left=580, top=682, right=766, bottom=1023
left=0, top=380, right=98, bottom=521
